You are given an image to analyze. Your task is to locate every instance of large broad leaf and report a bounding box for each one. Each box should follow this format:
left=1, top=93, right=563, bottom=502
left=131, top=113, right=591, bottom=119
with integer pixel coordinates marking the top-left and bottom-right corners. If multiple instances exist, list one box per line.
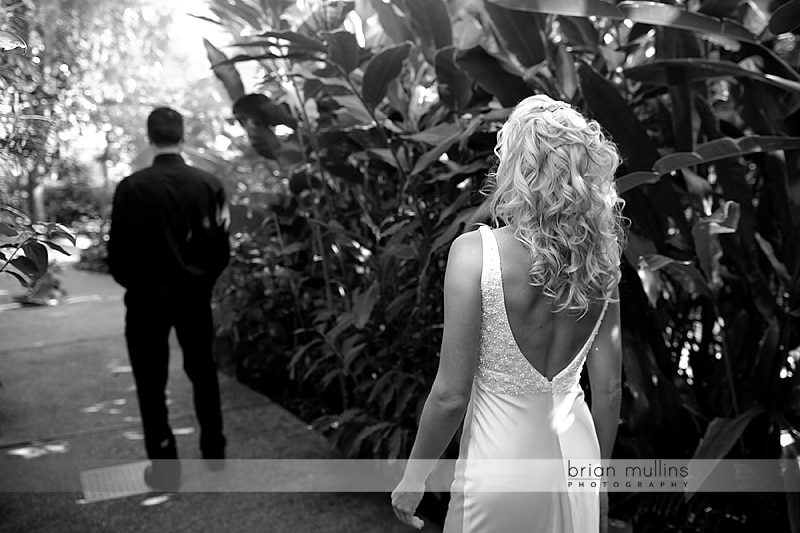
left=657, top=28, right=700, bottom=154
left=455, top=46, right=533, bottom=107
left=618, top=1, right=758, bottom=44
left=556, top=16, right=599, bottom=50
left=233, top=94, right=296, bottom=127
left=257, top=31, right=327, bottom=53
left=692, top=200, right=739, bottom=291
left=203, top=39, right=245, bottom=102
left=22, top=241, right=48, bottom=274
left=395, top=0, right=452, bottom=61
left=577, top=61, right=659, bottom=172
left=0, top=222, right=18, bottom=237
left=625, top=58, right=800, bottom=95
left=233, top=94, right=293, bottom=159
left=734, top=42, right=800, bottom=83
left=698, top=0, right=741, bottom=18
left=636, top=255, right=667, bottom=307
left=759, top=154, right=795, bottom=262
left=453, top=16, right=484, bottom=50
left=693, top=100, right=784, bottom=321
left=209, top=0, right=263, bottom=29
left=617, top=135, right=800, bottom=192
left=367, top=0, right=411, bottom=44
left=362, top=42, right=412, bottom=111
left=0, top=30, right=26, bottom=52
left=754, top=233, right=792, bottom=284
left=45, top=223, right=76, bottom=246
left=686, top=406, right=764, bottom=499
left=404, top=121, right=464, bottom=145
left=617, top=171, right=663, bottom=194
left=488, top=0, right=624, bottom=19
left=4, top=270, right=28, bottom=287
left=482, top=1, right=548, bottom=67
left=435, top=47, right=473, bottom=111
left=326, top=30, right=362, bottom=74
left=491, top=0, right=759, bottom=44
left=617, top=136, right=800, bottom=191
left=577, top=60, right=683, bottom=243
left=429, top=207, right=483, bottom=255
left=638, top=253, right=713, bottom=300
left=410, top=117, right=481, bottom=176
left=213, top=51, right=313, bottom=65
left=331, top=95, right=375, bottom=126
left=231, top=39, right=316, bottom=50
left=426, top=160, right=493, bottom=183
left=227, top=40, right=324, bottom=62
left=554, top=45, right=578, bottom=101
left=352, top=281, right=380, bottom=329
left=623, top=230, right=658, bottom=267
left=259, top=0, right=295, bottom=24
left=10, top=256, right=38, bottom=279
left=769, top=0, right=800, bottom=35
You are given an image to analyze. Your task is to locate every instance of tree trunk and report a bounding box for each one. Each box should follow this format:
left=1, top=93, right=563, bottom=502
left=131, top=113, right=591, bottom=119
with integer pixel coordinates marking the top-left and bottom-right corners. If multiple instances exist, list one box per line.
left=26, top=167, right=44, bottom=222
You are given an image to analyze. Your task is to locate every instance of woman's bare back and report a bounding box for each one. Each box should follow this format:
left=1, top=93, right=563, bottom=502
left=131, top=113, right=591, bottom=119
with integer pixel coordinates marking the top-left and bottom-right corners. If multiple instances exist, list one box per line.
left=492, top=226, right=607, bottom=380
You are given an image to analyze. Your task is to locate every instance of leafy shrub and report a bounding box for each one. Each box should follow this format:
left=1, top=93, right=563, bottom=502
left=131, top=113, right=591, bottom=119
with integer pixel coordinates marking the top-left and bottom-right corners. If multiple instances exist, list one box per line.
left=204, top=0, right=800, bottom=529
left=74, top=231, right=109, bottom=274
left=43, top=159, right=108, bottom=228
left=0, top=205, right=75, bottom=287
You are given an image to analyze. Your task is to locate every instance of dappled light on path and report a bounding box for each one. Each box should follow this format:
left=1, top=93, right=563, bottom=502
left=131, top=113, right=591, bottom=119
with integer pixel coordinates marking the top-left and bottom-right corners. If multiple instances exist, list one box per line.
left=6, top=441, right=70, bottom=459
left=141, top=494, right=172, bottom=506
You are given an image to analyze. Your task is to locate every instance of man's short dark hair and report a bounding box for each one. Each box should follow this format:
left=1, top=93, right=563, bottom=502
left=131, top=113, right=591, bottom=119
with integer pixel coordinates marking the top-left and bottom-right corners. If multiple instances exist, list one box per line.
left=147, top=107, right=183, bottom=146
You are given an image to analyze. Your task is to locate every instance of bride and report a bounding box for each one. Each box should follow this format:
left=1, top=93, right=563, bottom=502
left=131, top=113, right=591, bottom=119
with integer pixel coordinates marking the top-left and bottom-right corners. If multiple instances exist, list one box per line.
left=391, top=95, right=624, bottom=532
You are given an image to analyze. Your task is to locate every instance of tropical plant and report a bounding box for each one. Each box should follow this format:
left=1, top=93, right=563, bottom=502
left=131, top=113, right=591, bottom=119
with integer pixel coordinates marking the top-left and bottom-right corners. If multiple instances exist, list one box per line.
left=203, top=0, right=800, bottom=530
left=43, top=159, right=108, bottom=227
left=0, top=205, right=74, bottom=287
left=206, top=0, right=496, bottom=460
left=1, top=2, right=73, bottom=287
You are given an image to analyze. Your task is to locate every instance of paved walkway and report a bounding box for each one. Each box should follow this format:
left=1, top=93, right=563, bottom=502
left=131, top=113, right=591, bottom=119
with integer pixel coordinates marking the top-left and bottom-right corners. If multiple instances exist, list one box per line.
left=0, top=267, right=437, bottom=532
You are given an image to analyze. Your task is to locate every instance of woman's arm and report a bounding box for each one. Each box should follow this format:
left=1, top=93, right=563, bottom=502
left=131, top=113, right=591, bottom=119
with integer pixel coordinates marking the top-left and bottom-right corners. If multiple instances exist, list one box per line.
left=586, top=291, right=622, bottom=460
left=407, top=229, right=482, bottom=473
left=586, top=291, right=622, bottom=533
left=392, top=230, right=483, bottom=528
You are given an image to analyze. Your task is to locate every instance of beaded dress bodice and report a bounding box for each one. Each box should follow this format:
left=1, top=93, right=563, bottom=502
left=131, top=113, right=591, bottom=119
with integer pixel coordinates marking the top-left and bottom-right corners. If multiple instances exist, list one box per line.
left=475, top=225, right=608, bottom=396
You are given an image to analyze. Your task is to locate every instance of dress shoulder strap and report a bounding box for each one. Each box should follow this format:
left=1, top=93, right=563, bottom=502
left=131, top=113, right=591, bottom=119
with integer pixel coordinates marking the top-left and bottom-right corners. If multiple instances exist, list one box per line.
left=594, top=299, right=609, bottom=334
left=477, top=225, right=499, bottom=289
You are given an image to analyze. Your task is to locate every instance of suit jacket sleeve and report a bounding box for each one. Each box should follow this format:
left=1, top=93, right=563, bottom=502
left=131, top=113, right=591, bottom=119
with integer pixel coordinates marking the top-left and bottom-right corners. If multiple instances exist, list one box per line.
left=108, top=182, right=132, bottom=288
left=212, top=184, right=231, bottom=279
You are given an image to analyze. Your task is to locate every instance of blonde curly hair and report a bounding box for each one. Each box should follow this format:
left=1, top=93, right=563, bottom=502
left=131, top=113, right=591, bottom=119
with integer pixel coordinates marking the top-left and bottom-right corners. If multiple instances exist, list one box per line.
left=484, top=94, right=626, bottom=315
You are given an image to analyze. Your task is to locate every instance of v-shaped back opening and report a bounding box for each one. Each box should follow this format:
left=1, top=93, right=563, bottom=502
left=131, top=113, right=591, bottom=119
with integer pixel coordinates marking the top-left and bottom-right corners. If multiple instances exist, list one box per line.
left=479, top=225, right=608, bottom=383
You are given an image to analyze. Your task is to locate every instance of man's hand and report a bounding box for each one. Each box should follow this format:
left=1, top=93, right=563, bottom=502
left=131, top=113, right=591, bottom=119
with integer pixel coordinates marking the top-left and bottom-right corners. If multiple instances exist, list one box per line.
left=391, top=477, right=425, bottom=530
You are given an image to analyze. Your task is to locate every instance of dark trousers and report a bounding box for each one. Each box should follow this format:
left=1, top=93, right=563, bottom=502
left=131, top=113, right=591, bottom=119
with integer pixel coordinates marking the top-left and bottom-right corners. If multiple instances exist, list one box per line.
left=124, top=286, right=225, bottom=460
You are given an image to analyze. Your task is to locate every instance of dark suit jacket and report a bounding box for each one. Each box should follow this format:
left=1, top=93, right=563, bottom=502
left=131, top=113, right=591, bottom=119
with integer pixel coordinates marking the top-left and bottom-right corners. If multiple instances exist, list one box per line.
left=108, top=153, right=230, bottom=290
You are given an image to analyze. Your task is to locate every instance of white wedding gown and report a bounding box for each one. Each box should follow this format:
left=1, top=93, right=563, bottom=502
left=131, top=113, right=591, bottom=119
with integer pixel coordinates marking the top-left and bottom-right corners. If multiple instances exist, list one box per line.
left=443, top=226, right=607, bottom=532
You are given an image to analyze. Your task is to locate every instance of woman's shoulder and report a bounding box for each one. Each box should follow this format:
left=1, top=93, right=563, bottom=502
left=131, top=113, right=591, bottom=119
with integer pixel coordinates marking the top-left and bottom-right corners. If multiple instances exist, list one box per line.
left=451, top=226, right=485, bottom=253
left=447, top=227, right=484, bottom=275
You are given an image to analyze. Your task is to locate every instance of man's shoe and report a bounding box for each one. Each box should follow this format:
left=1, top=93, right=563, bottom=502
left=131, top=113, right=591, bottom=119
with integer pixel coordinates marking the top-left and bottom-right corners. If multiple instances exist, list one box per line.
left=201, top=447, right=225, bottom=460
left=200, top=436, right=226, bottom=460
left=144, top=460, right=181, bottom=492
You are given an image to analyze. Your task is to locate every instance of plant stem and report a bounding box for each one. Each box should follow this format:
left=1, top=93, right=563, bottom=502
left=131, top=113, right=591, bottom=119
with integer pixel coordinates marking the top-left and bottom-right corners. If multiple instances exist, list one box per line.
left=0, top=243, right=22, bottom=273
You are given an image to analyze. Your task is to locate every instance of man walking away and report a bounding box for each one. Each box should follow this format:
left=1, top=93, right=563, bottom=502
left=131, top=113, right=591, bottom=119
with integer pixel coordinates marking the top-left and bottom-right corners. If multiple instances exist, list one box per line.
left=108, top=107, right=230, bottom=490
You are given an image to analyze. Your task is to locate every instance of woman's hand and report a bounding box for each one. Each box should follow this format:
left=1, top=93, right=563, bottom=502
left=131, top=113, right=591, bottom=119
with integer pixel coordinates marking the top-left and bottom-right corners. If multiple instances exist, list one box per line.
left=391, top=477, right=426, bottom=530
left=599, top=488, right=609, bottom=533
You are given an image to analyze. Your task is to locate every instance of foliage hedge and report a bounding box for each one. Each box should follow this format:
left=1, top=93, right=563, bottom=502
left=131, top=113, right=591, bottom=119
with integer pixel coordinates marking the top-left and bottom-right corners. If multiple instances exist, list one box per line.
left=204, top=1, right=800, bottom=530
